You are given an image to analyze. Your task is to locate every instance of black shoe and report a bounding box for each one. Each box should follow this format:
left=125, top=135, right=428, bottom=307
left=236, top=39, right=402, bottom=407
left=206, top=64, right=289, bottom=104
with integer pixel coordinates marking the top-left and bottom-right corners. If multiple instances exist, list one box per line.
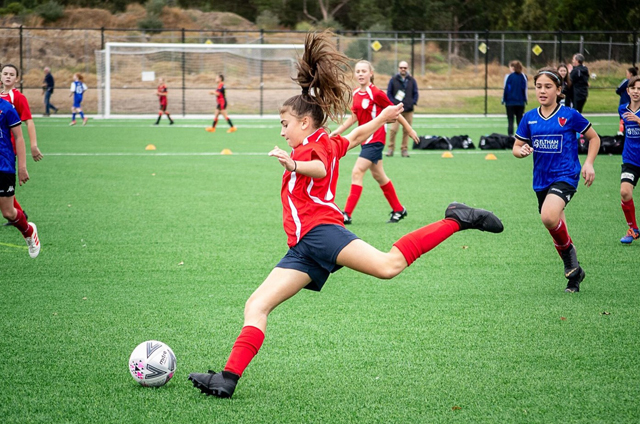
left=342, top=211, right=352, bottom=225
left=387, top=207, right=407, bottom=223
left=445, top=202, right=503, bottom=233
left=189, top=370, right=238, bottom=398
left=3, top=210, right=28, bottom=226
left=565, top=266, right=585, bottom=293
left=54, top=108, right=58, bottom=114
left=560, top=244, right=580, bottom=279
left=169, top=120, right=174, bottom=125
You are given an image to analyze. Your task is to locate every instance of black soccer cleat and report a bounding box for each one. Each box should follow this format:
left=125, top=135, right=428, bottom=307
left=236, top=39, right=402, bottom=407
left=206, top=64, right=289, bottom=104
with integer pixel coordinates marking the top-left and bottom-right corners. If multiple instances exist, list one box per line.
left=565, top=266, right=585, bottom=293
left=387, top=207, right=407, bottom=224
left=560, top=244, right=581, bottom=279
left=444, top=202, right=503, bottom=233
left=189, top=370, right=238, bottom=398
left=342, top=211, right=352, bottom=225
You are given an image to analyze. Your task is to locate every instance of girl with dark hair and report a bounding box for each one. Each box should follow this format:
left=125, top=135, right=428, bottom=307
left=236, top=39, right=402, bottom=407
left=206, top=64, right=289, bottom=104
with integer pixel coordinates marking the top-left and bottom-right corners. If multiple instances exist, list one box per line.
left=557, top=63, right=573, bottom=108
left=502, top=60, right=528, bottom=136
left=188, top=31, right=504, bottom=399
left=513, top=67, right=600, bottom=293
left=616, top=66, right=638, bottom=135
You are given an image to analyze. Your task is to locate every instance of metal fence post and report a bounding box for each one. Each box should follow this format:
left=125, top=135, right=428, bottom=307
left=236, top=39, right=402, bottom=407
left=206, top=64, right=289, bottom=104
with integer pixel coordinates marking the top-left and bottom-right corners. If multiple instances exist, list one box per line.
left=421, top=32, right=425, bottom=75
left=474, top=33, right=479, bottom=73
left=260, top=29, right=264, bottom=116
left=558, top=30, right=563, bottom=64
left=101, top=27, right=105, bottom=50
left=19, top=25, right=23, bottom=92
left=526, top=34, right=531, bottom=71
left=484, top=30, right=489, bottom=116
left=634, top=31, right=637, bottom=67
left=182, top=28, right=186, bottom=117
left=501, top=33, right=505, bottom=66
left=411, top=30, right=415, bottom=76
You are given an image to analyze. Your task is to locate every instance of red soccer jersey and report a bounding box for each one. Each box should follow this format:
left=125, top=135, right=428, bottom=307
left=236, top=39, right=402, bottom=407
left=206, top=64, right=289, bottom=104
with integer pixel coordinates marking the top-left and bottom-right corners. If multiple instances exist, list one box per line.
left=157, top=84, right=168, bottom=105
left=351, top=84, right=393, bottom=145
left=0, top=88, right=31, bottom=150
left=216, top=83, right=226, bottom=105
left=281, top=128, right=350, bottom=247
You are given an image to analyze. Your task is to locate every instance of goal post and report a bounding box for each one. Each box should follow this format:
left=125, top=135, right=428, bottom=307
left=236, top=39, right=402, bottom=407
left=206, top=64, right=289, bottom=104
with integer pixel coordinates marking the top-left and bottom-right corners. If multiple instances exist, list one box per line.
left=96, top=42, right=305, bottom=118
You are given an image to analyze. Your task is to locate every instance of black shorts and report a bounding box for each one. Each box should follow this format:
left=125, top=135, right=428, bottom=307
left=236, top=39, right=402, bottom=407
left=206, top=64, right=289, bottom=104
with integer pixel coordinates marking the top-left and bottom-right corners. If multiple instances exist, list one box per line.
left=535, top=181, right=577, bottom=213
left=0, top=171, right=16, bottom=197
left=216, top=100, right=227, bottom=111
left=359, top=142, right=384, bottom=164
left=159, top=103, right=167, bottom=112
left=276, top=224, right=359, bottom=292
left=621, top=163, right=640, bottom=187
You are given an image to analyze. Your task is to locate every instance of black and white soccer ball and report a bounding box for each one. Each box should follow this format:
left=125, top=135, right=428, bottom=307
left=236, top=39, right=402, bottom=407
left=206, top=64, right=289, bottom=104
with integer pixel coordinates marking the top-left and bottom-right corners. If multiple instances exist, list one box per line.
left=129, top=340, right=176, bottom=387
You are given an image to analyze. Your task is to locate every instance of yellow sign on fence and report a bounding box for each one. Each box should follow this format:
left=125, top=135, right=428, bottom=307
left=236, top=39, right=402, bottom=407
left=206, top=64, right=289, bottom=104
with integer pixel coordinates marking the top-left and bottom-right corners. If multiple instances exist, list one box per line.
left=371, top=40, right=382, bottom=52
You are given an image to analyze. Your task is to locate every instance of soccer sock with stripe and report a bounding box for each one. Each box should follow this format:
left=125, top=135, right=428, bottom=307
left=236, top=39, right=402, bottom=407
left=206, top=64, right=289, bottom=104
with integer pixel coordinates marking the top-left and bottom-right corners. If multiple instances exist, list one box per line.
left=393, top=219, right=460, bottom=266
left=548, top=220, right=572, bottom=255
left=8, top=209, right=33, bottom=238
left=13, top=197, right=23, bottom=212
left=380, top=180, right=403, bottom=212
left=344, top=184, right=363, bottom=216
left=224, top=325, right=265, bottom=377
left=227, top=118, right=234, bottom=128
left=212, top=118, right=218, bottom=128
left=621, top=198, right=638, bottom=229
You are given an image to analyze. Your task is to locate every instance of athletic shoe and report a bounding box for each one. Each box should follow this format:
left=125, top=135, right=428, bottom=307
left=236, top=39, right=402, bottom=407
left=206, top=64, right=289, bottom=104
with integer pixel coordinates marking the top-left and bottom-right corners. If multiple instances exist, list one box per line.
left=153, top=122, right=159, bottom=126
left=387, top=207, right=407, bottom=223
left=385, top=150, right=394, bottom=157
left=169, top=120, right=174, bottom=125
left=620, top=228, right=640, bottom=244
left=82, top=117, right=88, bottom=126
left=2, top=210, right=28, bottom=226
left=69, top=121, right=76, bottom=126
left=227, top=127, right=237, bottom=133
left=401, top=150, right=410, bottom=158
left=444, top=202, right=504, bottom=233
left=565, top=266, right=585, bottom=293
left=188, top=370, right=238, bottom=398
left=560, top=244, right=580, bottom=279
left=205, top=127, right=216, bottom=133
left=343, top=211, right=352, bottom=225
left=24, top=222, right=40, bottom=258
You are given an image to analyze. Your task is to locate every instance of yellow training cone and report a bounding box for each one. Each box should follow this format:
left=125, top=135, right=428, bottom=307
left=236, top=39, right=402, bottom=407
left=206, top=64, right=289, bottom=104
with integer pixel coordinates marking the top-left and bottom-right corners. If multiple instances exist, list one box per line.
left=145, top=144, right=156, bottom=150
left=441, top=151, right=454, bottom=158
left=221, top=148, right=233, bottom=155
left=485, top=153, right=498, bottom=160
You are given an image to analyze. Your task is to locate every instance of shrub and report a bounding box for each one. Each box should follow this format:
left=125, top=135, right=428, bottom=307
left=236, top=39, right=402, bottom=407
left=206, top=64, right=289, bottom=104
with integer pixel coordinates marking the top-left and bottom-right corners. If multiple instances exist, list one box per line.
left=138, top=15, right=164, bottom=32
left=35, top=1, right=64, bottom=23
left=256, top=10, right=279, bottom=30
left=5, top=2, right=25, bottom=15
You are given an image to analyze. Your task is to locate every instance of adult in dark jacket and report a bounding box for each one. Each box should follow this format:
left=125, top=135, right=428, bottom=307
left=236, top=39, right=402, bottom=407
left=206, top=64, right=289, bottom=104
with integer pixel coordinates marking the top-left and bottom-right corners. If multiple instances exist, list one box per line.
left=502, top=60, right=528, bottom=136
left=570, top=54, right=590, bottom=113
left=386, top=61, right=419, bottom=157
left=41, top=67, right=58, bottom=116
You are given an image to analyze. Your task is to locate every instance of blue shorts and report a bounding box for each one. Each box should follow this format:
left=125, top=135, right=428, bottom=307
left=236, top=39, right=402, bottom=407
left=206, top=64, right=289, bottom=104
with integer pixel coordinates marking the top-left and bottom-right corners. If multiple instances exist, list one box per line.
left=359, top=142, right=384, bottom=164
left=276, top=224, right=359, bottom=291
left=73, top=95, right=83, bottom=109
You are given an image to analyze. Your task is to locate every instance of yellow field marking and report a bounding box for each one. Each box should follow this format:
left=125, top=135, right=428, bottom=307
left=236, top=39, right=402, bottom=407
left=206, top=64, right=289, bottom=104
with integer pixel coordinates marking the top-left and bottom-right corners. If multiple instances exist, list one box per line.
left=0, top=241, right=28, bottom=250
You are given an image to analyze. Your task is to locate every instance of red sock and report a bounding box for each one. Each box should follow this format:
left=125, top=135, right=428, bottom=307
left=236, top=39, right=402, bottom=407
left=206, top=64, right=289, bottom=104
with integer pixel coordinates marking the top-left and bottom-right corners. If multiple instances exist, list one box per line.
left=380, top=181, right=403, bottom=212
left=10, top=209, right=33, bottom=237
left=224, top=325, right=265, bottom=377
left=344, top=184, right=363, bottom=216
left=548, top=220, right=572, bottom=254
left=13, top=197, right=23, bottom=212
left=621, top=199, right=638, bottom=229
left=393, top=219, right=460, bottom=266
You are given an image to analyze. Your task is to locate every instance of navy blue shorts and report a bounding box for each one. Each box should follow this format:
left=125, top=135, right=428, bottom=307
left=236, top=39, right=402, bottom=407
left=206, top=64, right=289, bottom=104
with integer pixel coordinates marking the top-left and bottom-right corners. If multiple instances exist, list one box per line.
left=621, top=163, right=640, bottom=187
left=359, top=142, right=384, bottom=164
left=276, top=224, right=359, bottom=291
left=535, top=181, right=577, bottom=213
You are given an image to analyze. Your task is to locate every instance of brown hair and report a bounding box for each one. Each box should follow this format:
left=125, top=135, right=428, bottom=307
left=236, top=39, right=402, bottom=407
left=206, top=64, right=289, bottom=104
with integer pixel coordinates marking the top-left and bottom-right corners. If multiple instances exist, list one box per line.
left=355, top=60, right=374, bottom=84
left=280, top=30, right=352, bottom=127
left=628, top=75, right=640, bottom=89
left=1, top=63, right=19, bottom=77
left=534, top=67, right=564, bottom=100
left=557, top=63, right=572, bottom=88
left=509, top=60, right=523, bottom=74
left=628, top=67, right=638, bottom=77
left=75, top=73, right=84, bottom=82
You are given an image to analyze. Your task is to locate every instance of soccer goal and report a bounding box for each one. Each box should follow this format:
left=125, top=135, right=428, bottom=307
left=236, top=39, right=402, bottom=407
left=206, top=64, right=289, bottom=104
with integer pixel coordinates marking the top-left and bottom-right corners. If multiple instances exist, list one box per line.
left=95, top=42, right=305, bottom=118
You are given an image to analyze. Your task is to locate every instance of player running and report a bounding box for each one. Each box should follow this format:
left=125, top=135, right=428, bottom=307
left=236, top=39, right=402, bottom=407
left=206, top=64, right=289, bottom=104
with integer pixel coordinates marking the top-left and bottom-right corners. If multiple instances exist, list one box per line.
left=0, top=96, right=40, bottom=258
left=513, top=67, right=600, bottom=293
left=617, top=75, right=640, bottom=243
left=69, top=73, right=88, bottom=126
left=205, top=74, right=236, bottom=133
left=330, top=60, right=419, bottom=224
left=188, top=30, right=503, bottom=399
left=154, top=77, right=174, bottom=125
left=0, top=64, right=43, bottom=228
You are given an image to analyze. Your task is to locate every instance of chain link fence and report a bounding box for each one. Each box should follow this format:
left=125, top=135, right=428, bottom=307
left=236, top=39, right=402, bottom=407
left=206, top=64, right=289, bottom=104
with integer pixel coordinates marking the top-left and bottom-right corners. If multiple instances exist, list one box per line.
left=1, top=27, right=637, bottom=115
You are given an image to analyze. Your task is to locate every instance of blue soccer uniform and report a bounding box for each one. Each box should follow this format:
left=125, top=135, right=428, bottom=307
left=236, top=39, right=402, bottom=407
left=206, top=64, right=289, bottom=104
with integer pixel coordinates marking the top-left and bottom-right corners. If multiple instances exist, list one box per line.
left=618, top=103, right=640, bottom=243
left=0, top=97, right=23, bottom=178
left=70, top=80, right=87, bottom=108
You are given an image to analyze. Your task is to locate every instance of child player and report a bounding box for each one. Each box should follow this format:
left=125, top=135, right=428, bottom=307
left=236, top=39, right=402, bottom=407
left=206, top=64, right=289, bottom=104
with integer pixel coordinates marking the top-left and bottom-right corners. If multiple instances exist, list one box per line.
left=205, top=74, right=236, bottom=133
left=513, top=67, right=600, bottom=293
left=154, top=77, right=174, bottom=125
left=0, top=64, right=43, bottom=228
left=69, top=73, right=88, bottom=126
left=330, top=60, right=419, bottom=224
left=188, top=30, right=504, bottom=399
left=618, top=75, right=640, bottom=243
left=0, top=96, right=40, bottom=258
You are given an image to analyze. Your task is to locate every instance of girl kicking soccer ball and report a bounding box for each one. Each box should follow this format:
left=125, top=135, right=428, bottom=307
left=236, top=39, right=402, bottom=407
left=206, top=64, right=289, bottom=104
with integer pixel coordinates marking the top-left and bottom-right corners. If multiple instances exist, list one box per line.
left=188, top=30, right=503, bottom=399
left=331, top=60, right=418, bottom=224
left=618, top=75, right=640, bottom=243
left=513, top=67, right=600, bottom=293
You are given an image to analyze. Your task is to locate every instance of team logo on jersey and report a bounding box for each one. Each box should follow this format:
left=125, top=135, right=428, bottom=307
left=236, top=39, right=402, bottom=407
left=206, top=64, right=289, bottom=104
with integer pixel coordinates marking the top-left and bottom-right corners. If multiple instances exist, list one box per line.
left=362, top=99, right=370, bottom=109
left=558, top=117, right=567, bottom=127
left=532, top=135, right=563, bottom=153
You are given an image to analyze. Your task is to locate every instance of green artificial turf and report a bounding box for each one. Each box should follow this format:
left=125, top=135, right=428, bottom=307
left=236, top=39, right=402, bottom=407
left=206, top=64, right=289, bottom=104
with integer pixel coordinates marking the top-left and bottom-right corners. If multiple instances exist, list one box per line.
left=1, top=116, right=638, bottom=423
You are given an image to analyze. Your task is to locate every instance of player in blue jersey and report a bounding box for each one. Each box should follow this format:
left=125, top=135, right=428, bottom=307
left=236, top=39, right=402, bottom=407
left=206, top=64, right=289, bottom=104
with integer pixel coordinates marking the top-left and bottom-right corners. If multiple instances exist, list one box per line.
left=513, top=67, right=600, bottom=293
left=617, top=75, right=640, bottom=243
left=69, top=73, right=88, bottom=126
left=0, top=97, right=40, bottom=258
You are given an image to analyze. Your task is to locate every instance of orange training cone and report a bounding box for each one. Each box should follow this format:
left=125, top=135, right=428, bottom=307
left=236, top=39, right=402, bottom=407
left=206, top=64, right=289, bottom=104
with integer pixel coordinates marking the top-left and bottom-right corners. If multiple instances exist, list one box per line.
left=221, top=148, right=233, bottom=155
left=485, top=153, right=497, bottom=160
left=145, top=144, right=156, bottom=150
left=441, top=151, right=454, bottom=158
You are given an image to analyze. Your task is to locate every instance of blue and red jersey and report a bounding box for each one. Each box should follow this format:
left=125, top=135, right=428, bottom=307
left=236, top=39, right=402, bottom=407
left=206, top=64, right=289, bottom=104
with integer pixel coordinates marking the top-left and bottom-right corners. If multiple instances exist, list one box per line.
left=618, top=103, right=640, bottom=168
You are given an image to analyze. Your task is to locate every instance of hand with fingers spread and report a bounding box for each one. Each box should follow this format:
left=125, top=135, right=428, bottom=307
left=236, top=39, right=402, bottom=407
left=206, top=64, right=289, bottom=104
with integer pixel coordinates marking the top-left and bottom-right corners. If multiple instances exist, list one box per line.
left=268, top=146, right=296, bottom=172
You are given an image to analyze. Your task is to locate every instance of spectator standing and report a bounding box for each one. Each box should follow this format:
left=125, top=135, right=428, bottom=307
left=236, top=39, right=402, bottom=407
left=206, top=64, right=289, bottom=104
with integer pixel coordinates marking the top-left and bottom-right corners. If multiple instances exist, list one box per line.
left=386, top=61, right=418, bottom=157
left=42, top=67, right=58, bottom=116
left=570, top=54, right=590, bottom=113
left=502, top=60, right=528, bottom=136
left=557, top=63, right=573, bottom=108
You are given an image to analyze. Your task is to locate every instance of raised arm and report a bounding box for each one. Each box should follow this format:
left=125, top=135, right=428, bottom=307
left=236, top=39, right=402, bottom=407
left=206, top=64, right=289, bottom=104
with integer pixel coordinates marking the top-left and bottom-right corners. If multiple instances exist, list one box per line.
left=344, top=104, right=404, bottom=150
left=329, top=114, right=357, bottom=137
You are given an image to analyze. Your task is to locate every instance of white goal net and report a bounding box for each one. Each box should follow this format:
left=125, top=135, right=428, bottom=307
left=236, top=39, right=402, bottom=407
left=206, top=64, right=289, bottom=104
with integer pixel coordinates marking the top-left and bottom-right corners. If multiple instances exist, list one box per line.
left=96, top=42, right=305, bottom=117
